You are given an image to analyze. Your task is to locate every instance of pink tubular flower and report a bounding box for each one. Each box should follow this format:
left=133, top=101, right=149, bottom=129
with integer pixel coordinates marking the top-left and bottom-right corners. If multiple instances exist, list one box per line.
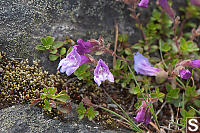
left=159, top=0, right=175, bottom=20
left=74, top=39, right=94, bottom=55
left=57, top=46, right=89, bottom=76
left=190, top=0, right=200, bottom=6
left=189, top=60, right=200, bottom=68
left=134, top=52, right=160, bottom=76
left=180, top=69, right=192, bottom=79
left=94, top=59, right=114, bottom=86
left=134, top=101, right=151, bottom=125
left=138, top=0, right=149, bottom=8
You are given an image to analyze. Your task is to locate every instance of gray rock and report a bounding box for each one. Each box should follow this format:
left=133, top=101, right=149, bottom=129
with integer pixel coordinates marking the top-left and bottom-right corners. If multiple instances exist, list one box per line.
left=0, top=0, right=140, bottom=73
left=0, top=104, right=127, bottom=133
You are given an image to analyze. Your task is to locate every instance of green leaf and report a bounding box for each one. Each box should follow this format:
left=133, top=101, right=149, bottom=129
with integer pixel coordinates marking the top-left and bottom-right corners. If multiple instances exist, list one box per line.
left=180, top=108, right=195, bottom=119
left=85, top=106, right=99, bottom=121
left=95, top=51, right=104, bottom=55
left=40, top=93, right=46, bottom=99
left=43, top=88, right=48, bottom=94
left=113, top=59, right=121, bottom=70
left=35, top=44, right=46, bottom=50
left=76, top=102, right=86, bottom=120
left=74, top=64, right=91, bottom=80
left=44, top=99, right=52, bottom=112
left=129, top=86, right=141, bottom=95
left=41, top=38, right=48, bottom=46
left=52, top=41, right=64, bottom=49
left=41, top=36, right=55, bottom=46
left=194, top=100, right=200, bottom=108
left=160, top=40, right=171, bottom=52
left=185, top=86, right=197, bottom=98
left=180, top=38, right=199, bottom=53
left=60, top=48, right=66, bottom=55
left=46, top=36, right=55, bottom=45
left=48, top=87, right=57, bottom=95
left=125, top=48, right=132, bottom=55
left=50, top=49, right=58, bottom=54
left=56, top=94, right=70, bottom=102
left=49, top=54, right=59, bottom=61
left=166, top=84, right=180, bottom=101
left=57, top=104, right=72, bottom=114
left=67, top=47, right=73, bottom=54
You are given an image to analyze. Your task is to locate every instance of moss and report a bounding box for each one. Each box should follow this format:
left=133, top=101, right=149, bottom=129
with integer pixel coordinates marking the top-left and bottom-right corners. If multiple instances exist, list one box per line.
left=0, top=52, right=68, bottom=109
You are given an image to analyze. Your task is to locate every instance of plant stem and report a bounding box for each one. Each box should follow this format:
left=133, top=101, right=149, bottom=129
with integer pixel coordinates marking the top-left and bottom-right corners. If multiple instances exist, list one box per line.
left=113, top=22, right=119, bottom=68
left=128, top=65, right=160, bottom=130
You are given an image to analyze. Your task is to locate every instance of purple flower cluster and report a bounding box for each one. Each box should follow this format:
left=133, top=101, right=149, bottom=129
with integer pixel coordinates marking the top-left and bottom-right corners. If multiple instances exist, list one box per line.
left=57, top=39, right=114, bottom=86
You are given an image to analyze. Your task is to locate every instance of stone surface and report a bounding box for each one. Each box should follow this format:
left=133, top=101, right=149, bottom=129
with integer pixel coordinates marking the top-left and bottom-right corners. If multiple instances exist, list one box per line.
left=0, top=104, right=127, bottom=133
left=0, top=0, right=141, bottom=73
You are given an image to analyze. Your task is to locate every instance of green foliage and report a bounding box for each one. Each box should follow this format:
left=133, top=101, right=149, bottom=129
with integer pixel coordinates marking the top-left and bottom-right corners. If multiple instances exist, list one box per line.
left=118, top=34, right=127, bottom=43
left=166, top=84, right=180, bottom=102
left=35, top=36, right=73, bottom=61
left=150, top=88, right=165, bottom=103
left=49, top=54, right=59, bottom=61
left=180, top=38, right=199, bottom=54
left=76, top=102, right=86, bottom=120
left=85, top=107, right=99, bottom=121
left=39, top=87, right=71, bottom=113
left=74, top=64, right=92, bottom=85
left=76, top=102, right=98, bottom=121
left=60, top=48, right=66, bottom=55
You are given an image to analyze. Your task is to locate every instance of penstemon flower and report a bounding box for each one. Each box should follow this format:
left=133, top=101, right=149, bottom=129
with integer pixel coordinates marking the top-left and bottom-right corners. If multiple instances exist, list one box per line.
left=137, top=0, right=175, bottom=19
left=57, top=46, right=89, bottom=76
left=134, top=101, right=151, bottom=125
left=180, top=68, right=192, bottom=79
left=138, top=0, right=149, bottom=8
left=189, top=60, right=200, bottom=68
left=94, top=59, right=114, bottom=86
left=173, top=59, right=200, bottom=79
left=74, top=39, right=94, bottom=55
left=159, top=0, right=175, bottom=19
left=190, top=0, right=200, bottom=6
left=134, top=52, right=160, bottom=76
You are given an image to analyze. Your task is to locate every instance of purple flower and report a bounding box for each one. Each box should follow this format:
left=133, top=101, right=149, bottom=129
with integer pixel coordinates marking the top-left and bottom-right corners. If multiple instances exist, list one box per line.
left=189, top=60, right=200, bottom=68
left=74, top=39, right=94, bottom=55
left=190, top=0, right=200, bottom=6
left=134, top=52, right=160, bottom=76
left=94, top=59, right=114, bottom=86
left=138, top=0, right=149, bottom=8
left=159, top=0, right=175, bottom=20
left=57, top=46, right=89, bottom=76
left=134, top=101, right=151, bottom=125
left=180, top=69, right=192, bottom=79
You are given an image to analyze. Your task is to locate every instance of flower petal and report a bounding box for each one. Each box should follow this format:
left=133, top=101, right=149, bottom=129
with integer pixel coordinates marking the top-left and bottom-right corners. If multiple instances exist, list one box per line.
left=57, top=47, right=81, bottom=76
left=94, top=59, right=114, bottom=86
left=134, top=52, right=160, bottom=76
left=190, top=60, right=200, bottom=68
left=180, top=69, right=192, bottom=79
left=190, top=0, right=200, bottom=6
left=159, top=0, right=175, bottom=20
left=138, top=0, right=149, bottom=8
left=80, top=56, right=90, bottom=66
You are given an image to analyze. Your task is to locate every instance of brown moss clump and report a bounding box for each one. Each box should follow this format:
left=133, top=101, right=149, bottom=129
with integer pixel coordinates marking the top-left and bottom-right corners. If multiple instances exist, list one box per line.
left=0, top=52, right=68, bottom=109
